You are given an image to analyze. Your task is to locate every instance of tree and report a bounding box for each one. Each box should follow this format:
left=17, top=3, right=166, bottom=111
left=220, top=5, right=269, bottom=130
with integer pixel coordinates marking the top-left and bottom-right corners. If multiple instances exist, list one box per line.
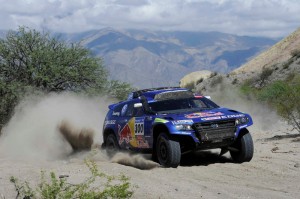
left=0, top=27, right=107, bottom=92
left=259, top=75, right=300, bottom=133
left=0, top=27, right=132, bottom=131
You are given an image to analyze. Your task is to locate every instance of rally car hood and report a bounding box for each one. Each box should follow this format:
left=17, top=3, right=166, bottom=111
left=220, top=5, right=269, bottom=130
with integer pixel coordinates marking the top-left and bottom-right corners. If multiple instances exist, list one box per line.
left=156, top=107, right=250, bottom=123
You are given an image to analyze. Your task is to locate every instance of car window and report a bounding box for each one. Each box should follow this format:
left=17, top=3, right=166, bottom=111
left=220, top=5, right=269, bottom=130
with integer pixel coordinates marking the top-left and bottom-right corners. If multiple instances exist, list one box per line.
left=121, top=104, right=128, bottom=116
left=125, top=103, right=134, bottom=117
left=133, top=107, right=144, bottom=117
left=121, top=102, right=144, bottom=117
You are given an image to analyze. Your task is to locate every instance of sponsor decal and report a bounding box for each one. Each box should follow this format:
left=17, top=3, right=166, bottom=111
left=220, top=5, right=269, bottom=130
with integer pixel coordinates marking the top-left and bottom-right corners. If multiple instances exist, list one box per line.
left=118, top=124, right=132, bottom=145
left=186, top=112, right=224, bottom=119
left=226, top=114, right=245, bottom=118
left=201, top=116, right=222, bottom=121
left=211, top=124, right=219, bottom=128
left=112, top=111, right=120, bottom=116
left=136, top=135, right=149, bottom=148
left=171, top=120, right=193, bottom=125
left=154, top=118, right=169, bottom=123
left=201, top=114, right=246, bottom=121
left=104, top=120, right=116, bottom=126
left=117, top=118, right=150, bottom=148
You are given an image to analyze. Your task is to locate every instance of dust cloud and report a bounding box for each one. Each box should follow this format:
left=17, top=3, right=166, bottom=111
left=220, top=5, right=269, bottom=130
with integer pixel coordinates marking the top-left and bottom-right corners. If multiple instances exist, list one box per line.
left=204, top=83, right=289, bottom=136
left=111, top=153, right=160, bottom=170
left=0, top=92, right=159, bottom=170
left=0, top=93, right=109, bottom=161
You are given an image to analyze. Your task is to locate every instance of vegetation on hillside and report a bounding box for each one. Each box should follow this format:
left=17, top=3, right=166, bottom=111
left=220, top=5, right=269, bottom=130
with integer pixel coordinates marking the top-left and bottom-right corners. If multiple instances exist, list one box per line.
left=0, top=27, right=133, bottom=132
left=240, top=53, right=300, bottom=133
left=10, top=159, right=135, bottom=199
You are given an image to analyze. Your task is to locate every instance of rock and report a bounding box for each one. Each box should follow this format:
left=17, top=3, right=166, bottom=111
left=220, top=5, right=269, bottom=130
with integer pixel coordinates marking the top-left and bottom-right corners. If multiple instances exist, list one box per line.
left=180, top=70, right=214, bottom=88
left=59, top=174, right=69, bottom=178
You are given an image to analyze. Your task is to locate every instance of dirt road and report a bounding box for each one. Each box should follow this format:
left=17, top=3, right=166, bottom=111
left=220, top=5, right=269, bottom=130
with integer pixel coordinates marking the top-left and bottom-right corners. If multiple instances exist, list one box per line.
left=1, top=127, right=299, bottom=199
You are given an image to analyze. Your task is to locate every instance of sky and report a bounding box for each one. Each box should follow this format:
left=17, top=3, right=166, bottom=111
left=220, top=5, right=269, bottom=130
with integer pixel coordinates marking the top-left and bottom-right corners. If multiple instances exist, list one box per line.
left=0, top=0, right=299, bottom=38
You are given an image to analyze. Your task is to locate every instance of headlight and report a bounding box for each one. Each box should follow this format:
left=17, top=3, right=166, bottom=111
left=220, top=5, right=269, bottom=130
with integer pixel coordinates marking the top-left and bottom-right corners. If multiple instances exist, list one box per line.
left=175, top=124, right=193, bottom=131
left=235, top=117, right=249, bottom=125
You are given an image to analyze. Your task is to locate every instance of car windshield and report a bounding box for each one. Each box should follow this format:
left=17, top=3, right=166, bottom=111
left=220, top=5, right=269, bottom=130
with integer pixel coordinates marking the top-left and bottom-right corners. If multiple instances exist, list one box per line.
left=148, top=97, right=219, bottom=114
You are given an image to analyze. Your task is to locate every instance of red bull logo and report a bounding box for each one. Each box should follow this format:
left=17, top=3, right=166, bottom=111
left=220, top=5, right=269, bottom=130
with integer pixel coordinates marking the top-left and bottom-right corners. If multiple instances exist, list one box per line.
left=118, top=124, right=132, bottom=145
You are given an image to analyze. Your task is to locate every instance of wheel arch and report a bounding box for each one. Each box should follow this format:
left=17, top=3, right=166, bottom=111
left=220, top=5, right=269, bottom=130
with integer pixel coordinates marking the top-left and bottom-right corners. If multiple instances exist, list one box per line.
left=103, top=128, right=116, bottom=146
left=152, top=124, right=170, bottom=148
left=237, top=127, right=250, bottom=139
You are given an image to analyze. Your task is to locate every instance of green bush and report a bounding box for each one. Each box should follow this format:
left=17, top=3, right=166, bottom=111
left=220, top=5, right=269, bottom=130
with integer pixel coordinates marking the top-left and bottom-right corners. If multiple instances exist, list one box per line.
left=258, top=75, right=300, bottom=133
left=10, top=159, right=135, bottom=199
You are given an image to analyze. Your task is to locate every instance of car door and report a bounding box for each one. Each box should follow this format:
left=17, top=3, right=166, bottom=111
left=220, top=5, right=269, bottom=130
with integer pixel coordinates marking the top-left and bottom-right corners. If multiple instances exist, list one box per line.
left=131, top=104, right=151, bottom=149
left=117, top=101, right=151, bottom=149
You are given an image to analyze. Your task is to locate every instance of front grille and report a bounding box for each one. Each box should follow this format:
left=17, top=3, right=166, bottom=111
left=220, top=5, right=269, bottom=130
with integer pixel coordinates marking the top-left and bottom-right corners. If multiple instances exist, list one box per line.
left=193, top=119, right=236, bottom=142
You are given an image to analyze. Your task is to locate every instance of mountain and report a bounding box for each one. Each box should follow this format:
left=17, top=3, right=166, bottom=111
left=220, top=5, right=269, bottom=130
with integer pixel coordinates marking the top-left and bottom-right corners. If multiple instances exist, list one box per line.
left=63, top=28, right=277, bottom=88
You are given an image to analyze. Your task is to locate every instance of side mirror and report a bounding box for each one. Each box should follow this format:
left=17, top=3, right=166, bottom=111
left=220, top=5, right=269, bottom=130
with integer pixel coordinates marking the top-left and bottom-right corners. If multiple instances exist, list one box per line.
left=139, top=96, right=155, bottom=114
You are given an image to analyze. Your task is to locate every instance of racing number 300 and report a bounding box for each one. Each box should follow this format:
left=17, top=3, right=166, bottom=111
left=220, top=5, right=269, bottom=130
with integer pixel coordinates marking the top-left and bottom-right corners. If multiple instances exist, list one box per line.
left=134, top=123, right=144, bottom=135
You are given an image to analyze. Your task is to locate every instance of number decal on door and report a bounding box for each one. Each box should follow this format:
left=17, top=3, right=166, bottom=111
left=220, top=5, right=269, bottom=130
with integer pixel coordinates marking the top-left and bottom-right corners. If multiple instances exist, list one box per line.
left=134, top=123, right=144, bottom=135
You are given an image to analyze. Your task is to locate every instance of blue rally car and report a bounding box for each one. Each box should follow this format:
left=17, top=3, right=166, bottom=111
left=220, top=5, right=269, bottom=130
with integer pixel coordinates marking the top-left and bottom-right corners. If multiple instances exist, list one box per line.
left=102, top=87, right=254, bottom=168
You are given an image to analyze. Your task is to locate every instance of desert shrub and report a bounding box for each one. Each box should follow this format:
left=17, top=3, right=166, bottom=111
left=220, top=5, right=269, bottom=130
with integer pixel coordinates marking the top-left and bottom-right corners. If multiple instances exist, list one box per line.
left=258, top=75, right=300, bottom=133
left=282, top=58, right=293, bottom=69
left=209, top=72, right=218, bottom=78
left=260, top=68, right=273, bottom=82
left=231, top=78, right=238, bottom=85
left=291, top=49, right=300, bottom=58
left=209, top=76, right=223, bottom=87
left=195, top=78, right=204, bottom=85
left=10, top=159, right=135, bottom=199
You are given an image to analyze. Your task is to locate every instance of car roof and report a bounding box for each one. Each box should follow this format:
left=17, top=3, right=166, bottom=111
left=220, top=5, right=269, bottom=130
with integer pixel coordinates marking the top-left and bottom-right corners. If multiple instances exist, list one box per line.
left=127, top=87, right=194, bottom=102
left=127, top=87, right=191, bottom=101
left=108, top=87, right=204, bottom=110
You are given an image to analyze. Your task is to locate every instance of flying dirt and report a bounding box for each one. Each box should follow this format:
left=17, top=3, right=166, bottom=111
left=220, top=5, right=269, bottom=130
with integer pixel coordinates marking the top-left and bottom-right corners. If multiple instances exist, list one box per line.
left=0, top=92, right=159, bottom=169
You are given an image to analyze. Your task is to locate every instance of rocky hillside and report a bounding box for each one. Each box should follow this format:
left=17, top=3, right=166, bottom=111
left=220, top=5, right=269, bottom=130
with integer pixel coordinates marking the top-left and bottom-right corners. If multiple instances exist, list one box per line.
left=233, top=28, right=300, bottom=76
left=185, top=28, right=300, bottom=93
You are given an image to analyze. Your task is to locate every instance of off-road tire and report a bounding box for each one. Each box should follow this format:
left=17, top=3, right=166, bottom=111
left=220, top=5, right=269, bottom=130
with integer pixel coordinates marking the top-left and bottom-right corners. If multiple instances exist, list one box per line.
left=156, top=133, right=181, bottom=168
left=230, top=132, right=254, bottom=163
left=105, top=133, right=120, bottom=158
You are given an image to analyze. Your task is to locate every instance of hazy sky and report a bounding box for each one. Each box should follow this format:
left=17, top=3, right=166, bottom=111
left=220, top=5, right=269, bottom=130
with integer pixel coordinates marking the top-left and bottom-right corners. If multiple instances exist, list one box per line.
left=0, top=0, right=299, bottom=38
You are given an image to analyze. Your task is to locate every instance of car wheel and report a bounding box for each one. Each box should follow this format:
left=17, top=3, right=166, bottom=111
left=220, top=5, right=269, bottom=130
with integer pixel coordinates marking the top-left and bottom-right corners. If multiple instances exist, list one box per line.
left=156, top=133, right=181, bottom=168
left=230, top=132, right=254, bottom=163
left=105, top=133, right=120, bottom=158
